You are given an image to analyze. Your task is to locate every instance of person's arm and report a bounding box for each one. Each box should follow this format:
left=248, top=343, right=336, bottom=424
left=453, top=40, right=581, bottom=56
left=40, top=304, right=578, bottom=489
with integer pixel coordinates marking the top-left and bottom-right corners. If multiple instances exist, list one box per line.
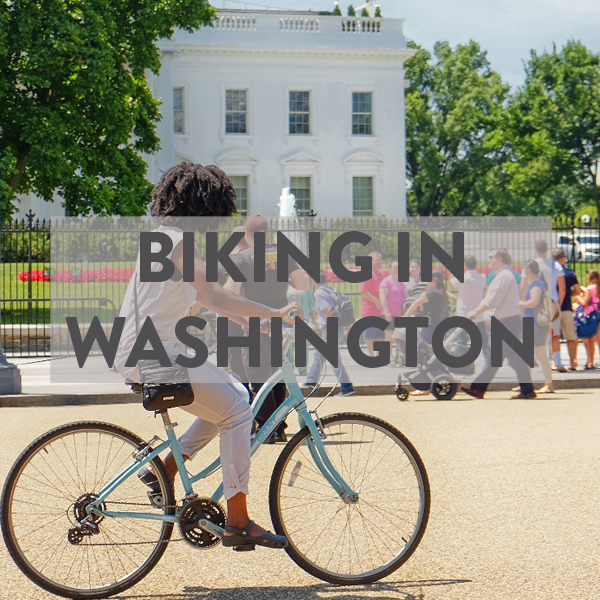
left=172, top=241, right=300, bottom=323
left=402, top=293, right=429, bottom=318
left=223, top=276, right=242, bottom=295
left=519, top=286, right=542, bottom=309
left=189, top=291, right=249, bottom=328
left=557, top=274, right=566, bottom=308
left=380, top=285, right=391, bottom=320
left=362, top=290, right=383, bottom=310
left=469, top=270, right=509, bottom=319
left=575, top=286, right=591, bottom=306
left=518, top=276, right=528, bottom=300
left=289, top=269, right=310, bottom=291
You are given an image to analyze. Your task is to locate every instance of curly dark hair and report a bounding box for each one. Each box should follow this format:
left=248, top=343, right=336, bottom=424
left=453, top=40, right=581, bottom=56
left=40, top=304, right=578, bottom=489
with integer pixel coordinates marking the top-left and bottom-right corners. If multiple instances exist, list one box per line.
left=150, top=162, right=237, bottom=219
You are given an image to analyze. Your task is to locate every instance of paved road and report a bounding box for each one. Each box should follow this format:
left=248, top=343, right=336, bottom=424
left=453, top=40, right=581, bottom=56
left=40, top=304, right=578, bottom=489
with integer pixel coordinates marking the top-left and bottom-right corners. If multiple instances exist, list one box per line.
left=1, top=390, right=600, bottom=600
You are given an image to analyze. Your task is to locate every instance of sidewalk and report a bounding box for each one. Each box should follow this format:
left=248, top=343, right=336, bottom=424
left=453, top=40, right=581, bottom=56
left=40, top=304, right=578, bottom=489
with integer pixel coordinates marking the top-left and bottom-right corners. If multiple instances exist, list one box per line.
left=1, top=342, right=599, bottom=406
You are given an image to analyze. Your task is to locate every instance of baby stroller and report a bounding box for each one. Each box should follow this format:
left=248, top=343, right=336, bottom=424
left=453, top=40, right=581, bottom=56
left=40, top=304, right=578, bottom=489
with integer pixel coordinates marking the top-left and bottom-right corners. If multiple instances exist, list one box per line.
left=394, top=325, right=475, bottom=401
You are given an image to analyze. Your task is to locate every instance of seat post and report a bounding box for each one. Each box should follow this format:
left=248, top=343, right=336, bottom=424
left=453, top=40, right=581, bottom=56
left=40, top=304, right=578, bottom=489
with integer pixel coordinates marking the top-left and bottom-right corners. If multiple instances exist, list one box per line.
left=158, top=409, right=175, bottom=430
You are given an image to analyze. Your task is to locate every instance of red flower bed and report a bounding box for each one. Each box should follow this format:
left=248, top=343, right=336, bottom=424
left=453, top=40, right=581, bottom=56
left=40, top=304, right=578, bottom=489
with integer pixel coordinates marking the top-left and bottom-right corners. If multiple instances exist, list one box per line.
left=18, top=268, right=135, bottom=282
left=17, top=270, right=50, bottom=282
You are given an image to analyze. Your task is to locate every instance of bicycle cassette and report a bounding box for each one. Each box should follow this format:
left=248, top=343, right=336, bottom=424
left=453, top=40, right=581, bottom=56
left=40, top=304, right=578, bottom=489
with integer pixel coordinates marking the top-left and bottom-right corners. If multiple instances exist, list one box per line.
left=179, top=497, right=226, bottom=549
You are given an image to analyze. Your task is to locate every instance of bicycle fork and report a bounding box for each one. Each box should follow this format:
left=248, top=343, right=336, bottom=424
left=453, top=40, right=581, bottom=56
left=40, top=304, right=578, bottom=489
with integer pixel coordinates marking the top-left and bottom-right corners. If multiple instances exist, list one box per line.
left=295, top=403, right=359, bottom=505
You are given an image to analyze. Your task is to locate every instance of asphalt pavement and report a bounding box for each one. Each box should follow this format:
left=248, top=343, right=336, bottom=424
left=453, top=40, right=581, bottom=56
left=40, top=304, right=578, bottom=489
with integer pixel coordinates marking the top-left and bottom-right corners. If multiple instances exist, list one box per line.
left=1, top=390, right=599, bottom=599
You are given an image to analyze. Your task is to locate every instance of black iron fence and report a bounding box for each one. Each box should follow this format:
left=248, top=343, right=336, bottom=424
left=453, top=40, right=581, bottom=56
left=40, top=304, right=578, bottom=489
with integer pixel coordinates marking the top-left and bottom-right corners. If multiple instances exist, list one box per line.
left=2, top=213, right=598, bottom=357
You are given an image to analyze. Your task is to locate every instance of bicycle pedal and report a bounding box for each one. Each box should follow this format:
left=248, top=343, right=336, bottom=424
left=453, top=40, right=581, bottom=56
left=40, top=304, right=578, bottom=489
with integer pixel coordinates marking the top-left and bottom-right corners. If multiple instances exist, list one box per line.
left=232, top=543, right=256, bottom=552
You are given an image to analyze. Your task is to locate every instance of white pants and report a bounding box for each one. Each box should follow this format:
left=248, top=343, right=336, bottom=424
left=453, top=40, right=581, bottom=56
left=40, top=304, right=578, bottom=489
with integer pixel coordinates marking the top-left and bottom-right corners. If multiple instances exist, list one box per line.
left=178, top=361, right=252, bottom=501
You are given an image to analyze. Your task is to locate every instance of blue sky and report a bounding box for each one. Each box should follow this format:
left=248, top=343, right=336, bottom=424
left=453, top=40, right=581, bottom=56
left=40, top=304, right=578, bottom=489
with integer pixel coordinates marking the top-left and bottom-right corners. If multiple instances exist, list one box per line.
left=213, top=0, right=600, bottom=89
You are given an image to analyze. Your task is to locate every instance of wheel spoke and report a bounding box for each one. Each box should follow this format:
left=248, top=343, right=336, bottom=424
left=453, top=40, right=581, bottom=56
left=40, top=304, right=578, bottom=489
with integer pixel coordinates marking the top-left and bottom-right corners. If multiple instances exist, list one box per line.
left=271, top=414, right=429, bottom=583
left=2, top=423, right=173, bottom=596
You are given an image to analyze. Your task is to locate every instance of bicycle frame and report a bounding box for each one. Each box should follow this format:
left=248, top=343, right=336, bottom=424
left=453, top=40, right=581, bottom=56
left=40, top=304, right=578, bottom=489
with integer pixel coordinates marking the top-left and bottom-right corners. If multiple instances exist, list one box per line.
left=88, top=347, right=357, bottom=526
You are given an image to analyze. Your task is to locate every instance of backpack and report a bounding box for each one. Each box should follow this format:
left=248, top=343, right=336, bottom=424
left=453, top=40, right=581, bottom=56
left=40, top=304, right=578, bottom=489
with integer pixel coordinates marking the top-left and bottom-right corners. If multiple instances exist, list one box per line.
left=533, top=291, right=560, bottom=328
left=325, top=285, right=356, bottom=327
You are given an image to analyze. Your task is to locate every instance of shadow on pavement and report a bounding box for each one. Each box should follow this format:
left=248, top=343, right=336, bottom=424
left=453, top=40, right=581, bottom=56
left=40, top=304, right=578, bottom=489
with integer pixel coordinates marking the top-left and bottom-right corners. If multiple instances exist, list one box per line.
left=120, top=578, right=471, bottom=600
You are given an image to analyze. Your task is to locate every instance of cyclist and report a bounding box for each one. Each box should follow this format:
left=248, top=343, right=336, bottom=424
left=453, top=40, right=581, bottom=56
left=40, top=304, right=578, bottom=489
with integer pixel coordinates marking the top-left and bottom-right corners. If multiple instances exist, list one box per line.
left=114, top=162, right=300, bottom=549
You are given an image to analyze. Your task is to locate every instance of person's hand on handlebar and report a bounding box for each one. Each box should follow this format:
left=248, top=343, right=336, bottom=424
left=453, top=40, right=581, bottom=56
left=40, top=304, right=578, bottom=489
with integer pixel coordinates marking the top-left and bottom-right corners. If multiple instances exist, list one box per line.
left=277, top=303, right=303, bottom=325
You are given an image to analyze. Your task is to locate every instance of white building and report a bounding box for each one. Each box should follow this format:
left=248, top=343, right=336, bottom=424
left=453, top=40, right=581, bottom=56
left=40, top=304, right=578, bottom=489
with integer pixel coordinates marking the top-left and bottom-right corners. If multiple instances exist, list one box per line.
left=16, top=7, right=414, bottom=219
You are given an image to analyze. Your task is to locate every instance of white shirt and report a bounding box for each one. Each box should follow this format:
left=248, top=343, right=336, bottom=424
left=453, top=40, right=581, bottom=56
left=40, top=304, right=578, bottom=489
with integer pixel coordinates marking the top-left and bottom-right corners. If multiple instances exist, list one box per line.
left=114, top=225, right=197, bottom=381
left=535, top=257, right=564, bottom=302
left=450, top=269, right=486, bottom=322
left=476, top=264, right=521, bottom=320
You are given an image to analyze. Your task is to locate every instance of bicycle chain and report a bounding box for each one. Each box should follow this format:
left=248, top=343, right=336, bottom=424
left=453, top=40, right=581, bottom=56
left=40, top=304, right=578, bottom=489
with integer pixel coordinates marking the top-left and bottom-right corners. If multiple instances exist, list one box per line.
left=107, top=500, right=178, bottom=509
left=71, top=500, right=185, bottom=546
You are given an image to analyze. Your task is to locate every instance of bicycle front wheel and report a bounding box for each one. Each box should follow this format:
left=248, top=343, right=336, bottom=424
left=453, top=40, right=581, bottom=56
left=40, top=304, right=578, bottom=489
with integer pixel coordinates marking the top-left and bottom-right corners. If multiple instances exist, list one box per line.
left=269, top=412, right=430, bottom=585
left=1, top=421, right=175, bottom=599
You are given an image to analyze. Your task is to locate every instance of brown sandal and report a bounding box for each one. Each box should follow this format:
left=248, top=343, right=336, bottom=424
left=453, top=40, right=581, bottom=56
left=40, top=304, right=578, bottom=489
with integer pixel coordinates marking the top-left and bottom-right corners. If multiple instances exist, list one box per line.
left=221, top=520, right=288, bottom=551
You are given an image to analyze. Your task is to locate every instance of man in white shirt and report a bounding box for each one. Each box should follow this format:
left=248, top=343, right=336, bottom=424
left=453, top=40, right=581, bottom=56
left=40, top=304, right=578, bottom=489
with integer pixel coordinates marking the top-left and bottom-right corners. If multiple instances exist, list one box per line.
left=450, top=255, right=488, bottom=360
left=462, top=247, right=535, bottom=400
left=534, top=239, right=566, bottom=371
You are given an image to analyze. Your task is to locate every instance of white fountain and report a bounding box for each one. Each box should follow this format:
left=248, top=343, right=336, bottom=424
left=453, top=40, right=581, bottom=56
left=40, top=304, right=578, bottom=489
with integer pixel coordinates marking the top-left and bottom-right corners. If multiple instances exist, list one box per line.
left=278, top=187, right=307, bottom=256
left=278, top=187, right=297, bottom=218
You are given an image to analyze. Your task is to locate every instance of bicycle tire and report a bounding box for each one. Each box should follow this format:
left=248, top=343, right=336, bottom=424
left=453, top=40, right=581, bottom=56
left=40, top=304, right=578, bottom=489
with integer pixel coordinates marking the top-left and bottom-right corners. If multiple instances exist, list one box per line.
left=269, top=412, right=430, bottom=585
left=1, top=421, right=175, bottom=600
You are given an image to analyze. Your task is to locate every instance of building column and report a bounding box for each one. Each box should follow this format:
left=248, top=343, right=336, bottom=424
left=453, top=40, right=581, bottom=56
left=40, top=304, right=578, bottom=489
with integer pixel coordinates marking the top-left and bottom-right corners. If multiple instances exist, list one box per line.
left=150, top=48, right=179, bottom=182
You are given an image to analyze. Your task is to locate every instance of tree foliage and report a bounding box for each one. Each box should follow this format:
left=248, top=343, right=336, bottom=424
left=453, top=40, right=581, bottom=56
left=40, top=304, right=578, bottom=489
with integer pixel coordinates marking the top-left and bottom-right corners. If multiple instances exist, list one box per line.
left=405, top=41, right=510, bottom=216
left=0, top=0, right=215, bottom=219
left=508, top=41, right=600, bottom=217
left=347, top=5, right=356, bottom=17
left=361, top=8, right=369, bottom=17
left=332, top=3, right=342, bottom=16
left=374, top=6, right=382, bottom=18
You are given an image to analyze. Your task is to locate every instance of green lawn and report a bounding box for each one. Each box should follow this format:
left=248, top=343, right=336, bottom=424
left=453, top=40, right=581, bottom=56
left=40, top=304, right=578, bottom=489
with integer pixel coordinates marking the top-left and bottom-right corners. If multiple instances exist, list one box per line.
left=1, top=262, right=133, bottom=324
left=2, top=258, right=598, bottom=326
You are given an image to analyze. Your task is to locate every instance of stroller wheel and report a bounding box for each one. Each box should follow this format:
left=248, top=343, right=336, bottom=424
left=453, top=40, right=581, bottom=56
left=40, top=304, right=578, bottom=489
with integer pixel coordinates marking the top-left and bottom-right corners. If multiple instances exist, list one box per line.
left=431, top=376, right=458, bottom=401
left=395, top=386, right=409, bottom=402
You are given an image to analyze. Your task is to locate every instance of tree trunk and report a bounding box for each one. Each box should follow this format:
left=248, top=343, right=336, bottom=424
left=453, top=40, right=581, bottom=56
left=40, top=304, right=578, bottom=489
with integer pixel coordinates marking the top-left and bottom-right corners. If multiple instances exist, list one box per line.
left=8, top=145, right=31, bottom=192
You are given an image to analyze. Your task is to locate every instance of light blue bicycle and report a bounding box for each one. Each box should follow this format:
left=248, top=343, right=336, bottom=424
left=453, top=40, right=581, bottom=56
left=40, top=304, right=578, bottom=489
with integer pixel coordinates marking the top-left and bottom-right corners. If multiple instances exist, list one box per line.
left=1, top=321, right=430, bottom=599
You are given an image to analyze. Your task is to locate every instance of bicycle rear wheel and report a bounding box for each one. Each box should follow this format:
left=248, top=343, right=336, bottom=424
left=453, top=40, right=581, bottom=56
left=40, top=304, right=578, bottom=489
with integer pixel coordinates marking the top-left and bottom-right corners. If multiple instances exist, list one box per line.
left=1, top=421, right=175, bottom=599
left=269, top=412, right=430, bottom=585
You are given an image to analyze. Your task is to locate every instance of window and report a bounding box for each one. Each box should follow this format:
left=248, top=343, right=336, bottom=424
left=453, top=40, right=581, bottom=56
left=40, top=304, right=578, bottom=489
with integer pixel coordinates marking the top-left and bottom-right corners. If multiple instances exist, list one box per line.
left=353, top=177, right=373, bottom=216
left=173, top=88, right=184, bottom=134
left=290, top=176, right=312, bottom=215
left=229, top=175, right=249, bottom=216
left=225, top=90, right=247, bottom=134
left=289, top=91, right=310, bottom=135
left=352, top=92, right=372, bottom=135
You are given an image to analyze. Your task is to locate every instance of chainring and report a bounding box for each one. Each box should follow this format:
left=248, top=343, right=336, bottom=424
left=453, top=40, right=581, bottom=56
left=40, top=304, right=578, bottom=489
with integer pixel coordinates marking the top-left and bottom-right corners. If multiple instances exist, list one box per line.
left=73, top=493, right=105, bottom=524
left=179, top=497, right=226, bottom=549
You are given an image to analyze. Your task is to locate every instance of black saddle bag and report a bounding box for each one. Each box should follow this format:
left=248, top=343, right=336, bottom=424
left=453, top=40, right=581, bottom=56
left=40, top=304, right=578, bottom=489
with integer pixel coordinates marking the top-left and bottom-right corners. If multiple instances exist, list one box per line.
left=138, top=360, right=194, bottom=412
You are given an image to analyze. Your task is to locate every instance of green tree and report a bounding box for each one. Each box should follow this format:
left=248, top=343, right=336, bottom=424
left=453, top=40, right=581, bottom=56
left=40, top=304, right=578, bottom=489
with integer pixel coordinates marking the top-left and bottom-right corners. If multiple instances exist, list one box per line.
left=508, top=41, right=600, bottom=218
left=348, top=5, right=356, bottom=16
left=0, top=0, right=215, bottom=219
left=361, top=8, right=369, bottom=17
left=375, top=6, right=382, bottom=17
left=405, top=41, right=511, bottom=216
left=332, top=3, right=343, bottom=16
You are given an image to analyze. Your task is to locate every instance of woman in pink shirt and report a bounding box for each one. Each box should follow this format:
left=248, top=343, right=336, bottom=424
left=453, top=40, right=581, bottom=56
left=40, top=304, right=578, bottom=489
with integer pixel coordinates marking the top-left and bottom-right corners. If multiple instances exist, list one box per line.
left=575, top=269, right=600, bottom=369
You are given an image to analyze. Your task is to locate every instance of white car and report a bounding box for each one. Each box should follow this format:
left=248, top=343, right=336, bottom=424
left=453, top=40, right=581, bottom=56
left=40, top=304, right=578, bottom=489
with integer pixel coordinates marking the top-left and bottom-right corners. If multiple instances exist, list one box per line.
left=576, top=233, right=600, bottom=261
left=554, top=231, right=600, bottom=262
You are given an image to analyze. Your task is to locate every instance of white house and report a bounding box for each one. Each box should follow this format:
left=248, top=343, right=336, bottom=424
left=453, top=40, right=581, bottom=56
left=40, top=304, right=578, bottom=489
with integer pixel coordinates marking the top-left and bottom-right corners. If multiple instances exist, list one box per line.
left=16, top=6, right=414, bottom=219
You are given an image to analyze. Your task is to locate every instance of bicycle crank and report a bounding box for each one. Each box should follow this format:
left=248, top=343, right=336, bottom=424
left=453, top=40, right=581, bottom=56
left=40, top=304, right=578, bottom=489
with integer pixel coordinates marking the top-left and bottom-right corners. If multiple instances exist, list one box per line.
left=179, top=497, right=226, bottom=549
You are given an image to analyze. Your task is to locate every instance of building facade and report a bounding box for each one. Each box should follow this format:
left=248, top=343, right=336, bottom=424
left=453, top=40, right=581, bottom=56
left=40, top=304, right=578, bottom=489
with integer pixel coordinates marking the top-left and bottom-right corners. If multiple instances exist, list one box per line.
left=16, top=8, right=414, bottom=219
